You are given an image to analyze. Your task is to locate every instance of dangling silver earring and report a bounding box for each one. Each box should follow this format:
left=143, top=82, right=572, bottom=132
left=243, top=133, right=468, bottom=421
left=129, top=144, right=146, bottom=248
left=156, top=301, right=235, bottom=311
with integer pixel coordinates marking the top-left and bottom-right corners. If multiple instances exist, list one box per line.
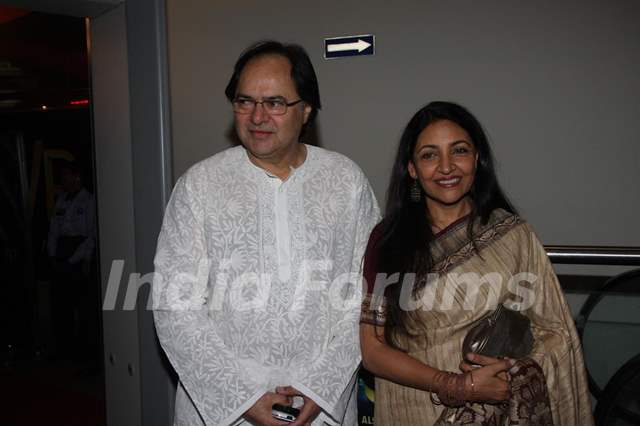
left=410, top=179, right=422, bottom=202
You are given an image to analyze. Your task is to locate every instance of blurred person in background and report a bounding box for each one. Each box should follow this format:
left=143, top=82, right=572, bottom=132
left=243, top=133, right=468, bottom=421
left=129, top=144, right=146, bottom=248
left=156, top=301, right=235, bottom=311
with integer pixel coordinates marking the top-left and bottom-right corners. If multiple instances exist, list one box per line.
left=47, top=160, right=97, bottom=361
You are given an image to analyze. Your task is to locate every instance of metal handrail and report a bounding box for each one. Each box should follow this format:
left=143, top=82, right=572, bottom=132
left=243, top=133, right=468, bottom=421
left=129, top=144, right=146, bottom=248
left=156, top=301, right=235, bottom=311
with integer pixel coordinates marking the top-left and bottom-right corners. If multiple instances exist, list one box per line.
left=545, top=246, right=640, bottom=266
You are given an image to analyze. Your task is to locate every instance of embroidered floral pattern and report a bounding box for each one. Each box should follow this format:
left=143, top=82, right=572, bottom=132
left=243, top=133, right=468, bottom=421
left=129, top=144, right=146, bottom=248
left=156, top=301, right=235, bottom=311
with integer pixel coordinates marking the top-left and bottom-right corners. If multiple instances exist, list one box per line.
left=153, top=145, right=380, bottom=425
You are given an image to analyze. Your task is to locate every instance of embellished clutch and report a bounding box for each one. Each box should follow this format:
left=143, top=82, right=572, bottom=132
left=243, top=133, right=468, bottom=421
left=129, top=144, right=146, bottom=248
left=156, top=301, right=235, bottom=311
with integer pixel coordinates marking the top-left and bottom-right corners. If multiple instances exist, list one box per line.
left=462, top=304, right=534, bottom=360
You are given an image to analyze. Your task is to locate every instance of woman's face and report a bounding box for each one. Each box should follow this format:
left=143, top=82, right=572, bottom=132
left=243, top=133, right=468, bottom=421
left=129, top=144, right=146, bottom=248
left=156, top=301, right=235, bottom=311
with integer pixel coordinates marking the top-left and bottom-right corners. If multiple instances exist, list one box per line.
left=408, top=119, right=478, bottom=213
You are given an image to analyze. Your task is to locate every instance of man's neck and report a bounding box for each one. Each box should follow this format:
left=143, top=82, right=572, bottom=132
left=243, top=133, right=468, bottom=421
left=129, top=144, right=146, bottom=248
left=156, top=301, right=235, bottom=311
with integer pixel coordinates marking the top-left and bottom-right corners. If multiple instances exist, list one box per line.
left=248, top=144, right=307, bottom=181
left=64, top=187, right=82, bottom=201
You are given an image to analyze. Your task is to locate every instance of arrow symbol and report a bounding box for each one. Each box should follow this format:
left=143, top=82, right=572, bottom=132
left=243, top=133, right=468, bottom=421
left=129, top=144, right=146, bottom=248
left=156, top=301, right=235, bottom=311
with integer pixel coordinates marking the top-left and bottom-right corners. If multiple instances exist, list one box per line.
left=327, top=39, right=371, bottom=53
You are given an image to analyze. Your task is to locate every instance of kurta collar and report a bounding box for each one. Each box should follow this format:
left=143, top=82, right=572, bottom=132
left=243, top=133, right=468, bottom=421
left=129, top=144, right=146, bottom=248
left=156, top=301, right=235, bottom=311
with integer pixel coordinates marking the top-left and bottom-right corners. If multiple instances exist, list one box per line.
left=241, top=143, right=316, bottom=184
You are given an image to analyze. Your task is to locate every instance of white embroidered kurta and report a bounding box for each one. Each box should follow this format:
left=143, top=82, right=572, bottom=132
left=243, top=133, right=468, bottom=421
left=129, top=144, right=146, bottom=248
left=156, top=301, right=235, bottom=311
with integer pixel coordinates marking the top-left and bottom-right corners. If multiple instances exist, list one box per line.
left=153, top=144, right=380, bottom=426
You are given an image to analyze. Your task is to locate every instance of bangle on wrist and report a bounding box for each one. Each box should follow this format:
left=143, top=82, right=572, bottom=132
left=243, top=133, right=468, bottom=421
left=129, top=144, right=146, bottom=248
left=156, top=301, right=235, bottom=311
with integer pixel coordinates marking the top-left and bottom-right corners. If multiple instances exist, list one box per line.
left=433, top=372, right=466, bottom=407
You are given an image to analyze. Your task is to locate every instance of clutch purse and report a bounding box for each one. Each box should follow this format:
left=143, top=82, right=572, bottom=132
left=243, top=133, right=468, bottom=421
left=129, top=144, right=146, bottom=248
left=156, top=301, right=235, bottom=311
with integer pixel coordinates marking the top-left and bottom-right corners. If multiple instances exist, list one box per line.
left=462, top=304, right=534, bottom=360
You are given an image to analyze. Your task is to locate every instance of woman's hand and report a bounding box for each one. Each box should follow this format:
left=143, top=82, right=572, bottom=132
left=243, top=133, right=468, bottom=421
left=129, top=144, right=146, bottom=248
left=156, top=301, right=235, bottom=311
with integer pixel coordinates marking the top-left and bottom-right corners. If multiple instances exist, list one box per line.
left=361, top=323, right=514, bottom=405
left=460, top=353, right=514, bottom=403
left=460, top=353, right=512, bottom=380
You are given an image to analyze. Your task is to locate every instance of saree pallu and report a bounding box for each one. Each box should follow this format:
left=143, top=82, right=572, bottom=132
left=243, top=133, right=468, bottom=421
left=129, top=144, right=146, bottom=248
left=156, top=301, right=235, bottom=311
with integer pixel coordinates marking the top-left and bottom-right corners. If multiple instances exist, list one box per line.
left=360, top=209, right=593, bottom=426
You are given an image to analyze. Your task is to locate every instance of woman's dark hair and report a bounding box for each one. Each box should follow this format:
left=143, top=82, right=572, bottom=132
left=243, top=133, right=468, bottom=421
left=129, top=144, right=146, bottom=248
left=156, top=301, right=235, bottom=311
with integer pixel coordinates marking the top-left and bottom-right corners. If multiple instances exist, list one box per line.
left=224, top=40, right=321, bottom=136
left=378, top=101, right=516, bottom=346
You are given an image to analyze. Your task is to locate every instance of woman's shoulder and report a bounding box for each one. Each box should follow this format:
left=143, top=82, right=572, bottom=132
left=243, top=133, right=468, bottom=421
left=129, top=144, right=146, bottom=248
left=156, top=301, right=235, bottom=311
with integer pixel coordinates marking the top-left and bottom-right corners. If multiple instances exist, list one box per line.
left=486, top=209, right=551, bottom=254
left=488, top=207, right=521, bottom=224
left=472, top=208, right=537, bottom=253
left=475, top=208, right=524, bottom=238
left=366, top=220, right=386, bottom=248
left=492, top=209, right=540, bottom=233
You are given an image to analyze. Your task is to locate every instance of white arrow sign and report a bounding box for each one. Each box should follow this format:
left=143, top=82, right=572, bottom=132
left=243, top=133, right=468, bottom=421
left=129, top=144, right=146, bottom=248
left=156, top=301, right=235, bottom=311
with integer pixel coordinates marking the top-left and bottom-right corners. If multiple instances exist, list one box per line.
left=327, top=38, right=371, bottom=53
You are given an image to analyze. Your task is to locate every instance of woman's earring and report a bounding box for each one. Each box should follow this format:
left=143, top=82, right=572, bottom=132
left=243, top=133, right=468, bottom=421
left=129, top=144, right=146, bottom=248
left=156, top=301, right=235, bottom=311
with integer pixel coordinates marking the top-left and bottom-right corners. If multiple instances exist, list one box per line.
left=410, top=179, right=422, bottom=202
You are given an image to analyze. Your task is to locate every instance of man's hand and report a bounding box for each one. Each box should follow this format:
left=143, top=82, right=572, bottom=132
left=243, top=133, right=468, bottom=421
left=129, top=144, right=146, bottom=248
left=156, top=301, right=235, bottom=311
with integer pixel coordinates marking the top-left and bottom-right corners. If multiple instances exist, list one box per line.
left=275, top=386, right=321, bottom=426
left=243, top=392, right=291, bottom=426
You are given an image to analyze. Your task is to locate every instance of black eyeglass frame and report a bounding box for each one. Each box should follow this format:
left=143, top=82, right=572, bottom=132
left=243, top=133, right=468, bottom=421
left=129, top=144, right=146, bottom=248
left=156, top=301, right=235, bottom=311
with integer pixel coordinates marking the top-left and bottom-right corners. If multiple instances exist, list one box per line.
left=231, top=96, right=303, bottom=115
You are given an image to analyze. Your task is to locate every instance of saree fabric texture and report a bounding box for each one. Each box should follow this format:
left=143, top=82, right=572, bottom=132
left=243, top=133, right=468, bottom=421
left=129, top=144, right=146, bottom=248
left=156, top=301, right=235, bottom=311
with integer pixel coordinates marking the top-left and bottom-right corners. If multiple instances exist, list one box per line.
left=360, top=209, right=593, bottom=426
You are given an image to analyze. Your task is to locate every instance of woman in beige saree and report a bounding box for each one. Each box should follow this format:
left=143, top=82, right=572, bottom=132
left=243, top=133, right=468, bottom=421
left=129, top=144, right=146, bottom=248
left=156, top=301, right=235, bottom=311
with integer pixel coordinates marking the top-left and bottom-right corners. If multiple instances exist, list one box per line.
left=360, top=101, right=593, bottom=425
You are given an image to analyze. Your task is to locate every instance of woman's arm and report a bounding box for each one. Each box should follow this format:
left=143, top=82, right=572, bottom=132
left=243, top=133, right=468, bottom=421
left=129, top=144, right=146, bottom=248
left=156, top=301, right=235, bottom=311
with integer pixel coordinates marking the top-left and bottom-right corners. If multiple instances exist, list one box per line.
left=361, top=323, right=438, bottom=389
left=360, top=323, right=512, bottom=403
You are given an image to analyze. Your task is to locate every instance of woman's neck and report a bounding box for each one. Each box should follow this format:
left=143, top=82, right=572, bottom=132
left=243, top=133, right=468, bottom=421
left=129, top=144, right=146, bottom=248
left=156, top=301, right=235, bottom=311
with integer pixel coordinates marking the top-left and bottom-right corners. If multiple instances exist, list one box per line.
left=427, top=198, right=473, bottom=232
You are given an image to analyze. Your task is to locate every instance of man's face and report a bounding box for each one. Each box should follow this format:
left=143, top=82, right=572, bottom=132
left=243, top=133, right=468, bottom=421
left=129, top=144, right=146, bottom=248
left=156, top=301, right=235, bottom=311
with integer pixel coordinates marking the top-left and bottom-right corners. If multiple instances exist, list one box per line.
left=233, top=54, right=312, bottom=162
left=61, top=168, right=80, bottom=193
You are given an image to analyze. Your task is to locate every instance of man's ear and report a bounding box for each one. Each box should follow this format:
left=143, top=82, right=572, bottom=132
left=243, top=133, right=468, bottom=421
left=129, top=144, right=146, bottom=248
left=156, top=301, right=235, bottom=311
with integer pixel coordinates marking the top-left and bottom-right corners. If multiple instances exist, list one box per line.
left=303, top=104, right=312, bottom=124
left=408, top=161, right=418, bottom=179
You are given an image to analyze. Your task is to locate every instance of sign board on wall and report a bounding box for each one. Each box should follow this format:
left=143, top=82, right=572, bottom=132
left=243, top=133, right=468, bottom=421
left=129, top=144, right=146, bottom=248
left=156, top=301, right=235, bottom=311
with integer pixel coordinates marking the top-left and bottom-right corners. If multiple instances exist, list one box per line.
left=324, top=34, right=375, bottom=59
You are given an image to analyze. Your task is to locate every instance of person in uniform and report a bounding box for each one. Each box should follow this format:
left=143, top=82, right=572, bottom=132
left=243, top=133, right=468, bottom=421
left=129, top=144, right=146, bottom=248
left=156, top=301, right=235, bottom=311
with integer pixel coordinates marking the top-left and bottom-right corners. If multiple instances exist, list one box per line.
left=47, top=161, right=96, bottom=360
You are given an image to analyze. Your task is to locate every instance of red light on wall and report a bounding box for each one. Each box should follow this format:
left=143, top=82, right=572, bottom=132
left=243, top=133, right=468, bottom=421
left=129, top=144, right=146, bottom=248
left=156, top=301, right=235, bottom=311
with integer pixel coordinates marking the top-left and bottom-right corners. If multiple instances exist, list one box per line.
left=69, top=99, right=90, bottom=105
left=0, top=6, right=30, bottom=24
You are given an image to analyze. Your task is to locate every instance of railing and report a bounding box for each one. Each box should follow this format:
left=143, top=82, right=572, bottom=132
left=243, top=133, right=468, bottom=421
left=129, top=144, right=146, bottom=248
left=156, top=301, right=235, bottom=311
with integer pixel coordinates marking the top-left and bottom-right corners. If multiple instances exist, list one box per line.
left=548, top=245, right=640, bottom=423
left=545, top=246, right=640, bottom=266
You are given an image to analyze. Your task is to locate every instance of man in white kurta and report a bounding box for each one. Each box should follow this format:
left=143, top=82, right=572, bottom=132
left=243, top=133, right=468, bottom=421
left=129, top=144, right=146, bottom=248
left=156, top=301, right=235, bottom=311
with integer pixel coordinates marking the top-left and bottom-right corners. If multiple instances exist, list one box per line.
left=153, top=41, right=379, bottom=426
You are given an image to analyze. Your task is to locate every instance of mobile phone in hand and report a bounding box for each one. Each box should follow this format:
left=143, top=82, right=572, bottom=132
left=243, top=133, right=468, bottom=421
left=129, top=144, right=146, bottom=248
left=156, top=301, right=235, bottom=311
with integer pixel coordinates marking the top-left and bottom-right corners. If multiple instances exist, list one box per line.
left=271, top=404, right=300, bottom=423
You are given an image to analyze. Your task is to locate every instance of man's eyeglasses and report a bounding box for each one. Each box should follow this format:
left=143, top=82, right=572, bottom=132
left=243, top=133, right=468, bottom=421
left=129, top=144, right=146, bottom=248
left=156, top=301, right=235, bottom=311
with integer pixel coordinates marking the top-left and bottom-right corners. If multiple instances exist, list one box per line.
left=232, top=96, right=303, bottom=115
